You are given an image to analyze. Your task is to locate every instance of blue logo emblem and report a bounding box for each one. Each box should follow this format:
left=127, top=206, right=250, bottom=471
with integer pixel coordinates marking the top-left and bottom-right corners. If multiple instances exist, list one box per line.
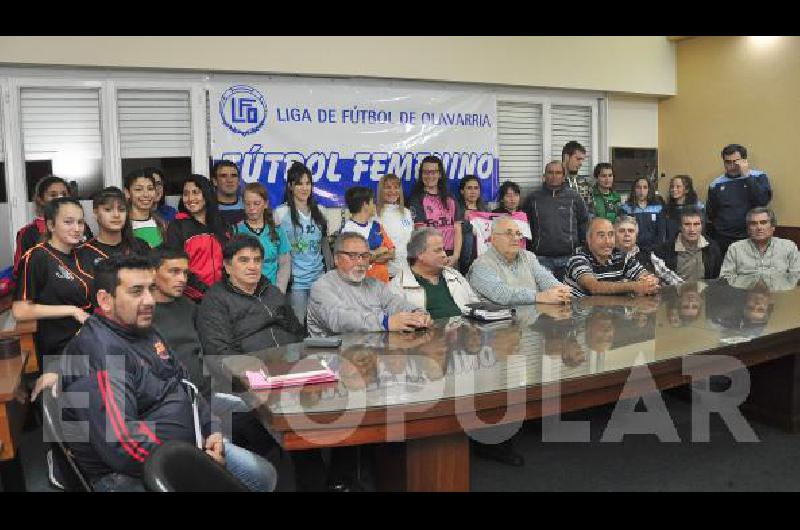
left=219, top=85, right=267, bottom=136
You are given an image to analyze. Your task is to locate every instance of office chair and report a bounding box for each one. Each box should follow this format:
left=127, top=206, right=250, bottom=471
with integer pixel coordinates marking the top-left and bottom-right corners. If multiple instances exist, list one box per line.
left=41, top=386, right=93, bottom=492
left=142, top=440, right=249, bottom=492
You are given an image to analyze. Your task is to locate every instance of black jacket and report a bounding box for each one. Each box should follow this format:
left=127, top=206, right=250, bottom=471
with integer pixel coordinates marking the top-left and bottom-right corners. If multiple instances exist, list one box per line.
left=197, top=274, right=305, bottom=383
left=655, top=235, right=722, bottom=280
left=521, top=182, right=588, bottom=257
left=60, top=315, right=217, bottom=480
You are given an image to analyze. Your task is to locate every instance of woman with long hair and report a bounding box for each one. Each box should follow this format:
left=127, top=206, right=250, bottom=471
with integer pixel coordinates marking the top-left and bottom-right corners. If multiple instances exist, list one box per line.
left=234, top=182, right=291, bottom=292
left=145, top=166, right=178, bottom=223
left=77, top=187, right=150, bottom=276
left=664, top=175, right=706, bottom=243
left=13, top=175, right=92, bottom=280
left=273, top=162, right=330, bottom=324
left=164, top=174, right=231, bottom=301
left=492, top=180, right=523, bottom=215
left=13, top=197, right=94, bottom=397
left=618, top=177, right=666, bottom=251
left=376, top=173, right=413, bottom=279
left=124, top=169, right=167, bottom=248
left=457, top=175, right=489, bottom=274
left=405, top=155, right=463, bottom=268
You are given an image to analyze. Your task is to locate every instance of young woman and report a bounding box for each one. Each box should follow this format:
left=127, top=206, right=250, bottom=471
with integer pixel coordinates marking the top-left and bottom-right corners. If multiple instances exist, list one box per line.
left=234, top=182, right=291, bottom=292
left=406, top=155, right=462, bottom=268
left=376, top=173, right=413, bottom=279
left=589, top=163, right=622, bottom=222
left=146, top=167, right=178, bottom=223
left=77, top=187, right=150, bottom=276
left=13, top=176, right=92, bottom=280
left=273, top=162, right=330, bottom=324
left=124, top=170, right=167, bottom=248
left=664, top=175, right=706, bottom=243
left=492, top=181, right=523, bottom=215
left=13, top=197, right=94, bottom=386
left=164, top=174, right=231, bottom=302
left=458, top=175, right=489, bottom=275
left=618, top=177, right=666, bottom=251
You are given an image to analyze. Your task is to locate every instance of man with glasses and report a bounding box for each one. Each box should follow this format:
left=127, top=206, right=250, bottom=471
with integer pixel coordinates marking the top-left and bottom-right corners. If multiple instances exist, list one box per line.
left=469, top=217, right=572, bottom=305
left=707, top=144, right=772, bottom=256
left=307, top=232, right=431, bottom=337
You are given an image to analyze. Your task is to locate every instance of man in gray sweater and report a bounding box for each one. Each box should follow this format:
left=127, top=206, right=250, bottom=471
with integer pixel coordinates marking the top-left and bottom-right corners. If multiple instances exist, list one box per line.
left=307, top=232, right=431, bottom=337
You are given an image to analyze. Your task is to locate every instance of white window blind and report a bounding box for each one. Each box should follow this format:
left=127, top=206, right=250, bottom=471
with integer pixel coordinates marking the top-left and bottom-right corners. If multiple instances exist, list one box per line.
left=550, top=104, right=592, bottom=177
left=21, top=88, right=102, bottom=161
left=118, top=89, right=191, bottom=158
left=0, top=98, right=4, bottom=161
left=497, top=101, right=543, bottom=197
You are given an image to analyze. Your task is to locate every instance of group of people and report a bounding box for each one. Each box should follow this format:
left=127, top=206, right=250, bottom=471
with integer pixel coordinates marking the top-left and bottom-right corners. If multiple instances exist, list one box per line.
left=8, top=139, right=799, bottom=492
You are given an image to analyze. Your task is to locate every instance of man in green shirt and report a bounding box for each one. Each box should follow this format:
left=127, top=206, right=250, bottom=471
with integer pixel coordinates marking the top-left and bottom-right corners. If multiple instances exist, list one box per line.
left=589, top=163, right=622, bottom=222
left=391, top=227, right=478, bottom=320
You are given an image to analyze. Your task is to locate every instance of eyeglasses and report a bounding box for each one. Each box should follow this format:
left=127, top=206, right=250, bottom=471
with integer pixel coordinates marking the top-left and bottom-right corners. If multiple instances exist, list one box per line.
left=337, top=251, right=371, bottom=261
left=495, top=230, right=523, bottom=239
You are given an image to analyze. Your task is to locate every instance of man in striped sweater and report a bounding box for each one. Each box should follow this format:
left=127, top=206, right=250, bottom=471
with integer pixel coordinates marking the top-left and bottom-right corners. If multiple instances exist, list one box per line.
left=564, top=217, right=661, bottom=298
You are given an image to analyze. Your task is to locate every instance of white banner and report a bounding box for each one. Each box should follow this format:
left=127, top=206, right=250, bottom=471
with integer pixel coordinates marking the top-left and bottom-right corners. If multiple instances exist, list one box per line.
left=210, top=80, right=498, bottom=207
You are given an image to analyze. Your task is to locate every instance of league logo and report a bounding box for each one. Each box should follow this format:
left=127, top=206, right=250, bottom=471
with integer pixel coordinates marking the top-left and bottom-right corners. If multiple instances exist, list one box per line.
left=219, top=85, right=267, bottom=136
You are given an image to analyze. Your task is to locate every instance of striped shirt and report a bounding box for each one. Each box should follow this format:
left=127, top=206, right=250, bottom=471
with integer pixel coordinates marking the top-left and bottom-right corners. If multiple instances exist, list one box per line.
left=564, top=247, right=646, bottom=297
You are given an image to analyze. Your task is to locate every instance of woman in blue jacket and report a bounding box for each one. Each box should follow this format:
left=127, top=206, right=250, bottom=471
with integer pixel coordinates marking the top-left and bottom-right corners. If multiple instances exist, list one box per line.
left=618, top=178, right=666, bottom=251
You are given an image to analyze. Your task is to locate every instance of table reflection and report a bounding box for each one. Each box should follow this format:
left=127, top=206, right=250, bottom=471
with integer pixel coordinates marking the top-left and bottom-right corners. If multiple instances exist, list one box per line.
left=222, top=275, right=800, bottom=416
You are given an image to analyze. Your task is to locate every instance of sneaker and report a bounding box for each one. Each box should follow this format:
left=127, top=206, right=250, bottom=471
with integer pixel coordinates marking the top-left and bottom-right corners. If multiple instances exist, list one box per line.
left=46, top=449, right=65, bottom=491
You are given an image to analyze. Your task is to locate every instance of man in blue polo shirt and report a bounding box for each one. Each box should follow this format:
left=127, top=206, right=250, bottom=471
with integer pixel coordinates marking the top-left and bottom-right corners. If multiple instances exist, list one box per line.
left=707, top=144, right=772, bottom=257
left=564, top=217, right=660, bottom=297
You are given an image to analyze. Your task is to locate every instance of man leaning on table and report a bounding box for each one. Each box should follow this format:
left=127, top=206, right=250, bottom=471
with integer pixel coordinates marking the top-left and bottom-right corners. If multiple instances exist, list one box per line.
left=564, top=217, right=661, bottom=298
left=468, top=216, right=572, bottom=305
left=307, top=231, right=431, bottom=337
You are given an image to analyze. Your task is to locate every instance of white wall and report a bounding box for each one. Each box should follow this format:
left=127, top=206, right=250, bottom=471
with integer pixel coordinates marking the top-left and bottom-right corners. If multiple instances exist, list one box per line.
left=0, top=36, right=677, bottom=97
left=607, top=95, right=660, bottom=149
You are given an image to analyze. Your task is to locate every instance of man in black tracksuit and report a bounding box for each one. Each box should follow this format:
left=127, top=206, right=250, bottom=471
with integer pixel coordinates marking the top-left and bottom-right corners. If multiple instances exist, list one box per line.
left=521, top=161, right=589, bottom=281
left=59, top=255, right=277, bottom=491
left=707, top=144, right=772, bottom=256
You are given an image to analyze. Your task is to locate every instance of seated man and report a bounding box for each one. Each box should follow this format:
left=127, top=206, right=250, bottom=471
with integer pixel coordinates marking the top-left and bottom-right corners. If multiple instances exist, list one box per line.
left=654, top=209, right=722, bottom=282
left=151, top=247, right=210, bottom=400
left=468, top=217, right=572, bottom=305
left=307, top=232, right=431, bottom=337
left=391, top=227, right=479, bottom=318
left=59, top=255, right=277, bottom=492
left=614, top=215, right=683, bottom=285
left=197, top=234, right=304, bottom=380
left=720, top=207, right=800, bottom=277
left=564, top=217, right=660, bottom=297
left=196, top=235, right=331, bottom=491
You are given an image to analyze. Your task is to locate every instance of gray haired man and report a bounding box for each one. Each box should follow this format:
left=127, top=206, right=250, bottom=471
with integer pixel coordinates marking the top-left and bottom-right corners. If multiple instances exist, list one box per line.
left=720, top=207, right=800, bottom=277
left=306, top=232, right=431, bottom=337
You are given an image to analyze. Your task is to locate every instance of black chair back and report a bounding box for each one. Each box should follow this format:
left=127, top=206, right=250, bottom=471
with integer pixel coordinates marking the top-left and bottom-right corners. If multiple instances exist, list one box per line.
left=41, top=387, right=93, bottom=492
left=143, top=440, right=249, bottom=492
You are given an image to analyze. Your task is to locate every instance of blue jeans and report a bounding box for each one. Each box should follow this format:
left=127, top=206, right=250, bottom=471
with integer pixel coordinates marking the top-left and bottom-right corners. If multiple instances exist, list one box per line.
left=90, top=441, right=277, bottom=492
left=536, top=255, right=571, bottom=282
left=289, top=288, right=310, bottom=326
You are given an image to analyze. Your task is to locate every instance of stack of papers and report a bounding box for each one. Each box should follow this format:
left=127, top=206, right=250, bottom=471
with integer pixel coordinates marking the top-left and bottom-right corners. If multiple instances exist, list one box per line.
left=245, top=358, right=338, bottom=389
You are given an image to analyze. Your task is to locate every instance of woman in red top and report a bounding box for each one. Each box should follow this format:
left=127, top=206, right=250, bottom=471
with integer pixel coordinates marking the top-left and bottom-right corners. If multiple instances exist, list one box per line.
left=164, top=174, right=230, bottom=301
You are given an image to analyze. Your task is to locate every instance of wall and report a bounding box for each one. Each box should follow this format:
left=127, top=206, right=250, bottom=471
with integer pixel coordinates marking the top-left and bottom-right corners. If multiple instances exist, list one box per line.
left=659, top=36, right=800, bottom=226
left=608, top=96, right=660, bottom=150
left=0, top=36, right=677, bottom=96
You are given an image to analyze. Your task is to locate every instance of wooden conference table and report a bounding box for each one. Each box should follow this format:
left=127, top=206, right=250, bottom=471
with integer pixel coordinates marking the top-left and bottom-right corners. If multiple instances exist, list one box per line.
left=222, top=273, right=800, bottom=491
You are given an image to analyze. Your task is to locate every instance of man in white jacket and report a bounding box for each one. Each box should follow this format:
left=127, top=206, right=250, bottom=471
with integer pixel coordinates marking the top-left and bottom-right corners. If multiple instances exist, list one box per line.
left=391, top=227, right=480, bottom=318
